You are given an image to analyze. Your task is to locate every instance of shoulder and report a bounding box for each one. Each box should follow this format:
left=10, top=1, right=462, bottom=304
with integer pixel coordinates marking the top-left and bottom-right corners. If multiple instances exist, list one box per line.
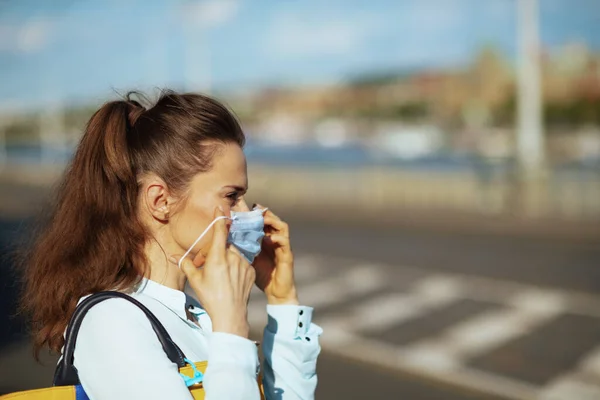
left=75, top=296, right=156, bottom=350
left=78, top=296, right=152, bottom=329
left=72, top=296, right=187, bottom=397
left=73, top=296, right=167, bottom=368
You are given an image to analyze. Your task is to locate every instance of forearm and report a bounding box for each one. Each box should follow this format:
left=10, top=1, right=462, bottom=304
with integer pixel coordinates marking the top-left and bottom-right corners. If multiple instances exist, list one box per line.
left=204, top=332, right=262, bottom=400
left=262, top=305, right=323, bottom=400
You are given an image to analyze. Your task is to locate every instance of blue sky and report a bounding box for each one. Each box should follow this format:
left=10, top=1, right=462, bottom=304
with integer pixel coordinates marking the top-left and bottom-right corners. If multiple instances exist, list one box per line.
left=1, top=0, right=599, bottom=108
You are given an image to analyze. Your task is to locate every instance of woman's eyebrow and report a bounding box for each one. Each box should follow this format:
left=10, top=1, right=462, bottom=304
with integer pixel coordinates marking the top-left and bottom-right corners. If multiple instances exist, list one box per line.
left=222, top=185, right=247, bottom=191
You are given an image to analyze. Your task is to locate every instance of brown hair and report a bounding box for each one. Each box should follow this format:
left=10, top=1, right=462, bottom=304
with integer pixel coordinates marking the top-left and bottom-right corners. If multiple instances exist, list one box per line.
left=20, top=90, right=245, bottom=357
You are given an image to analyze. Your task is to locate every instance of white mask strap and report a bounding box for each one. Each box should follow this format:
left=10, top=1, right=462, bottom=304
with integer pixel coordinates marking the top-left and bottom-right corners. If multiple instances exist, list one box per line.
left=178, top=215, right=231, bottom=270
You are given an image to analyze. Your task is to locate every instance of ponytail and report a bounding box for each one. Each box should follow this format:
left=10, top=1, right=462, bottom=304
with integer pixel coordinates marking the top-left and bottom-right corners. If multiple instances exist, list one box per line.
left=22, top=99, right=149, bottom=357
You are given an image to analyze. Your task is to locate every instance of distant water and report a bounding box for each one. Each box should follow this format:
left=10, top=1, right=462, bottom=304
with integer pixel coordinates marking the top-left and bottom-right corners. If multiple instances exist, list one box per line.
left=3, top=143, right=509, bottom=172
left=4, top=143, right=599, bottom=175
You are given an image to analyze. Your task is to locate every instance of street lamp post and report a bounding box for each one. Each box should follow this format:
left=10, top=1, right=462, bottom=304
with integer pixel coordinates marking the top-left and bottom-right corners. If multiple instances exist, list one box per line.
left=516, top=0, right=544, bottom=179
left=512, top=0, right=545, bottom=217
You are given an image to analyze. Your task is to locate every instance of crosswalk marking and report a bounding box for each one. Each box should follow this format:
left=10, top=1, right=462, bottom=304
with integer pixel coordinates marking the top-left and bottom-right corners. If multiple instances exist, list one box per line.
left=314, top=274, right=463, bottom=335
left=580, top=346, right=600, bottom=378
left=295, top=264, right=387, bottom=309
left=411, top=275, right=463, bottom=305
left=323, top=332, right=540, bottom=400
left=540, top=345, right=600, bottom=399
left=248, top=263, right=388, bottom=328
left=318, top=292, right=425, bottom=333
left=403, top=300, right=562, bottom=369
left=243, top=253, right=600, bottom=400
left=541, top=377, right=600, bottom=400
left=507, top=289, right=566, bottom=316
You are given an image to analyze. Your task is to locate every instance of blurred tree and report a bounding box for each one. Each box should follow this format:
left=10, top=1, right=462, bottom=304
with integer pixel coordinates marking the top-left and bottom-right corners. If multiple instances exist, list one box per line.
left=64, top=106, right=97, bottom=132
left=5, top=117, right=39, bottom=144
left=544, top=98, right=600, bottom=127
left=495, top=91, right=600, bottom=128
left=390, top=102, right=429, bottom=121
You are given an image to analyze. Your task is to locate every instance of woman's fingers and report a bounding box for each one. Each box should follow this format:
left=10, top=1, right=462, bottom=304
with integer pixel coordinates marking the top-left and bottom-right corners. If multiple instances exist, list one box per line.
left=263, top=234, right=291, bottom=252
left=226, top=245, right=242, bottom=266
left=257, top=205, right=289, bottom=236
left=206, top=206, right=230, bottom=266
left=263, top=215, right=289, bottom=236
left=224, top=246, right=255, bottom=303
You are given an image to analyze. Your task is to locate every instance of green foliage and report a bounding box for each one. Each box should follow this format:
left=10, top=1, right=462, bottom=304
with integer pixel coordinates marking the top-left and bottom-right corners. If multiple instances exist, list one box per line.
left=545, top=97, right=600, bottom=126
left=352, top=102, right=430, bottom=121
left=5, top=118, right=39, bottom=143
left=494, top=91, right=600, bottom=128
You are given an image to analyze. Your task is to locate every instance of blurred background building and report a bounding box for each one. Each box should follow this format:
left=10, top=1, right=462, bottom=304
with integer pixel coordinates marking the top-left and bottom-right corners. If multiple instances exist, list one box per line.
left=1, top=1, right=600, bottom=399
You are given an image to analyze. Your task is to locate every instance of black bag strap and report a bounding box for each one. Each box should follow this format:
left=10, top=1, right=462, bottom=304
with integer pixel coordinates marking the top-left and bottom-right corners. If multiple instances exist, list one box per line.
left=54, top=291, right=187, bottom=386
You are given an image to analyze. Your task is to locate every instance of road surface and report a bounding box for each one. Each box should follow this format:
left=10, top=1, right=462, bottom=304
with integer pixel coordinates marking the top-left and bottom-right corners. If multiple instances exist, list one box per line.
left=2, top=215, right=600, bottom=399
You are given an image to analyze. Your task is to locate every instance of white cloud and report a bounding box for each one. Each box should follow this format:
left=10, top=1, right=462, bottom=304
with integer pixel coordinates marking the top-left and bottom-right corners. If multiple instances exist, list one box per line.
left=179, top=0, right=240, bottom=28
left=264, top=10, right=382, bottom=58
left=401, top=0, right=465, bottom=33
left=268, top=21, right=358, bottom=57
left=0, top=17, right=54, bottom=53
left=262, top=1, right=471, bottom=61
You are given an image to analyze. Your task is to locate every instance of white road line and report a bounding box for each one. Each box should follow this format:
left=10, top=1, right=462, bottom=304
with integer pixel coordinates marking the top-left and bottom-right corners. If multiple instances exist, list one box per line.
left=401, top=288, right=564, bottom=372
left=305, top=253, right=600, bottom=318
left=316, top=292, right=424, bottom=333
left=246, top=253, right=600, bottom=400
left=314, top=275, right=462, bottom=334
left=411, top=275, right=463, bottom=306
left=322, top=332, right=540, bottom=400
left=580, top=345, right=600, bottom=379
left=506, top=290, right=567, bottom=316
left=248, top=263, right=389, bottom=330
left=540, top=376, right=600, bottom=400
left=298, top=264, right=387, bottom=309
left=540, top=345, right=600, bottom=400
left=253, top=253, right=600, bottom=318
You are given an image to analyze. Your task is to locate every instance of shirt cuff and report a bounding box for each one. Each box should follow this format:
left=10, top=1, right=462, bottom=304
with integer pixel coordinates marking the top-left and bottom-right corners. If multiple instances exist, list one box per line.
left=208, top=332, right=259, bottom=372
left=266, top=304, right=314, bottom=337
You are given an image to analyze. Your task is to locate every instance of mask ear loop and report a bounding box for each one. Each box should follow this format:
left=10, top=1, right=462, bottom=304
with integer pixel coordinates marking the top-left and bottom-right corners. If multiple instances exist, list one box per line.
left=178, top=215, right=232, bottom=270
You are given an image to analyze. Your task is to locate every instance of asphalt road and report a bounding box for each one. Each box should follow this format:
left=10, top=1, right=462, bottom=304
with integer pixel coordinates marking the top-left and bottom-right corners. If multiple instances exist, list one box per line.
left=2, top=215, right=600, bottom=399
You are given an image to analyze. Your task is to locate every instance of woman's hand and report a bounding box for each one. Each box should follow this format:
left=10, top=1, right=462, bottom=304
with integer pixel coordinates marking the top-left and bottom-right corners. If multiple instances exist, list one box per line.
left=174, top=207, right=255, bottom=338
left=253, top=206, right=299, bottom=305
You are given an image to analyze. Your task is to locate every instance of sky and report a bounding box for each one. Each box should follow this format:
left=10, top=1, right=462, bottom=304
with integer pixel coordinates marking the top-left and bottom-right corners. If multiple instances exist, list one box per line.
left=0, top=0, right=599, bottom=109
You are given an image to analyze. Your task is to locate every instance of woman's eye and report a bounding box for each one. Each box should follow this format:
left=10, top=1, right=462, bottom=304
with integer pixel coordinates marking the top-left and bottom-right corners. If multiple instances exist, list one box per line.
left=226, top=192, right=240, bottom=205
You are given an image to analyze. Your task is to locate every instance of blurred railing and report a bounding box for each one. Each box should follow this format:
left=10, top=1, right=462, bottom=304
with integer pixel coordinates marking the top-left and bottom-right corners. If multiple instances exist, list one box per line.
left=247, top=165, right=600, bottom=220
left=1, top=145, right=599, bottom=228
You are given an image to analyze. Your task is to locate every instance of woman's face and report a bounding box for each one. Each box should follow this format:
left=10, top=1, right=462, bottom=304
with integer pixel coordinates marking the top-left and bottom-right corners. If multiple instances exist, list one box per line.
left=170, top=142, right=250, bottom=260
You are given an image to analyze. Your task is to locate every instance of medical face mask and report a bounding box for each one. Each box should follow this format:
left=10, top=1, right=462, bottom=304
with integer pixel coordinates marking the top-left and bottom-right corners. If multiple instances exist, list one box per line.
left=178, top=208, right=267, bottom=269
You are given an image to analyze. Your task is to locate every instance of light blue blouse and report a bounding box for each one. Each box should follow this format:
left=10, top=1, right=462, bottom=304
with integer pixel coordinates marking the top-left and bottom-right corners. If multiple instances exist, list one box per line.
left=72, top=278, right=323, bottom=400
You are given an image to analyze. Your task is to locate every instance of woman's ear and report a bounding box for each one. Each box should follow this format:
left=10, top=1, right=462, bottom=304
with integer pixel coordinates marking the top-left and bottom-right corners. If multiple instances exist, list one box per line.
left=143, top=176, right=172, bottom=222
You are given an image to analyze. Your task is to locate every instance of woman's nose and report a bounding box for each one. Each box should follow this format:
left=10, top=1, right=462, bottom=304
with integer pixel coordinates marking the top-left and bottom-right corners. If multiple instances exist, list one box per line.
left=234, top=197, right=250, bottom=212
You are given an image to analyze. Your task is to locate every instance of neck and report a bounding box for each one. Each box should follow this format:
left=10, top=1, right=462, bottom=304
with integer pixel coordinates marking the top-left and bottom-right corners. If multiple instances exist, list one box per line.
left=144, top=239, right=187, bottom=291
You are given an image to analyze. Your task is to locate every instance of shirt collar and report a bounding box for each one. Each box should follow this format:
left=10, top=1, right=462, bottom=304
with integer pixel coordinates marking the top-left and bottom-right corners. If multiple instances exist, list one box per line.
left=135, top=278, right=188, bottom=320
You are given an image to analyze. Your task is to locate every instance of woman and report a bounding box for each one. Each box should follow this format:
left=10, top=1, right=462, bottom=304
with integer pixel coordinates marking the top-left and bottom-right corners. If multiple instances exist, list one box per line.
left=21, top=91, right=322, bottom=399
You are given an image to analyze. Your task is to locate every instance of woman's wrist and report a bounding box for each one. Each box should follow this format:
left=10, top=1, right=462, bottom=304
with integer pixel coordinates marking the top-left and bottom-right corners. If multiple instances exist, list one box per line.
left=266, top=289, right=299, bottom=305
left=212, top=318, right=250, bottom=338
